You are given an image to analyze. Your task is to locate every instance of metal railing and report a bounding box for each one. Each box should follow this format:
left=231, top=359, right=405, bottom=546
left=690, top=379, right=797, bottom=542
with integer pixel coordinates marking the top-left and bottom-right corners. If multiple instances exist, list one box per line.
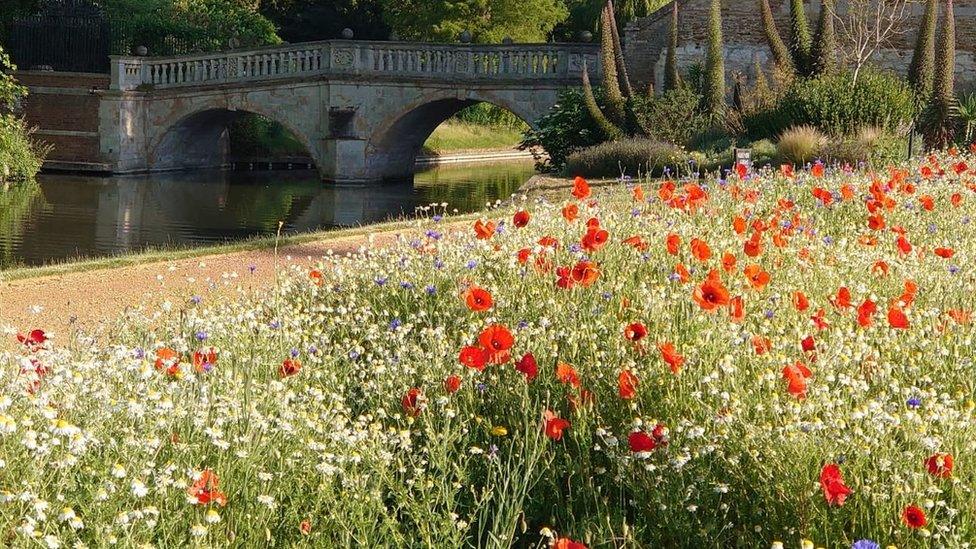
left=110, top=40, right=599, bottom=91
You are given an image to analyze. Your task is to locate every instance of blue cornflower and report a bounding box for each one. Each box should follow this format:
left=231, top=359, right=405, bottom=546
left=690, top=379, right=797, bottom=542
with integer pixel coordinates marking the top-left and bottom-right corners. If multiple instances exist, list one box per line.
left=425, top=285, right=437, bottom=295
left=400, top=281, right=414, bottom=290
left=375, top=277, right=388, bottom=286
left=133, top=348, right=145, bottom=359
left=928, top=223, right=938, bottom=234
left=190, top=296, right=202, bottom=305
left=349, top=350, right=360, bottom=360
left=466, top=260, right=478, bottom=269
left=290, top=348, right=300, bottom=358
left=852, top=540, right=880, bottom=549
left=195, top=331, right=208, bottom=342
left=308, top=345, right=318, bottom=355
left=425, top=229, right=442, bottom=240
left=823, top=236, right=834, bottom=245
left=389, top=318, right=402, bottom=331
left=950, top=265, right=960, bottom=274
left=907, top=397, right=922, bottom=408
left=434, top=258, right=444, bottom=269
left=765, top=310, right=775, bottom=319
left=269, top=320, right=281, bottom=329
left=248, top=264, right=257, bottom=273
left=432, top=214, right=443, bottom=222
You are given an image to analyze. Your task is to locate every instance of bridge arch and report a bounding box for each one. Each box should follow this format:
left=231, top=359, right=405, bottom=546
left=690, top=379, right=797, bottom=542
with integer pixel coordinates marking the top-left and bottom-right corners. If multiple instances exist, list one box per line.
left=148, top=101, right=322, bottom=174
left=364, top=89, right=552, bottom=181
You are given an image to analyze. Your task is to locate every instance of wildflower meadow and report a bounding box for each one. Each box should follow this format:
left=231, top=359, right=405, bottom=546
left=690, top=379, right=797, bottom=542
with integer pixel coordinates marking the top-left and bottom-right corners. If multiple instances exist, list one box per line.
left=4, top=151, right=976, bottom=548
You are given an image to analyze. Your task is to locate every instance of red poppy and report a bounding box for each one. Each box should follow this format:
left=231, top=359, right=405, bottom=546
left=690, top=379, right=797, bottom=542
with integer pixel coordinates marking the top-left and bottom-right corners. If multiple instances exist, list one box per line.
left=811, top=162, right=824, bottom=178
left=543, top=410, right=571, bottom=441
left=474, top=219, right=496, bottom=239
left=618, top=370, right=638, bottom=400
left=801, top=335, right=816, bottom=353
left=693, top=273, right=730, bottom=312
left=948, top=309, right=971, bottom=324
left=691, top=238, right=711, bottom=261
left=553, top=538, right=587, bottom=549
left=401, top=387, right=423, bottom=417
left=902, top=505, right=927, bottom=529
left=867, top=213, right=886, bottom=230
left=811, top=308, right=830, bottom=330
left=556, top=362, right=581, bottom=387
left=300, top=520, right=312, bottom=535
left=459, top=345, right=489, bottom=370
left=951, top=192, right=963, bottom=207
left=744, top=232, right=763, bottom=257
left=782, top=361, right=812, bottom=398
left=954, top=161, right=969, bottom=175
left=871, top=260, right=890, bottom=277
left=279, top=358, right=302, bottom=378
left=819, top=463, right=852, bottom=506
left=732, top=215, right=747, bottom=234
left=515, top=353, right=538, bottom=381
left=729, top=295, right=745, bottom=323
left=561, top=203, right=579, bottom=222
left=571, top=176, right=591, bottom=199
left=463, top=286, right=493, bottom=312
left=793, top=291, right=810, bottom=312
left=478, top=324, right=515, bottom=364
left=734, top=162, right=748, bottom=179
left=444, top=375, right=462, bottom=394
left=857, top=299, right=877, bottom=327
left=658, top=180, right=676, bottom=200
left=154, top=347, right=180, bottom=371
left=187, top=469, right=227, bottom=507
left=743, top=264, right=770, bottom=290
left=780, top=164, right=795, bottom=178
left=666, top=233, right=681, bottom=255
left=628, top=431, right=656, bottom=453
left=571, top=260, right=600, bottom=287
left=896, top=235, right=912, bottom=255
left=658, top=342, right=684, bottom=374
left=622, top=235, right=649, bottom=251
left=538, top=236, right=560, bottom=249
left=633, top=185, right=645, bottom=201
left=517, top=248, right=531, bottom=263
left=751, top=335, right=772, bottom=355
left=513, top=210, right=530, bottom=228
left=309, top=269, right=324, bottom=286
left=624, top=322, right=647, bottom=342
left=581, top=227, right=609, bottom=253
left=919, top=194, right=935, bottom=211
left=192, top=348, right=218, bottom=373
left=831, top=287, right=852, bottom=309
left=934, top=247, right=955, bottom=258
left=888, top=306, right=910, bottom=329
left=925, top=452, right=954, bottom=478
left=722, top=252, right=737, bottom=273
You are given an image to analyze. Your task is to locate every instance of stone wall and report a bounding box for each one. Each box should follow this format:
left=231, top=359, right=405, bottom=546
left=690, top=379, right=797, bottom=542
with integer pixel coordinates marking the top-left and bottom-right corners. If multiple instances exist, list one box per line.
left=14, top=71, right=110, bottom=168
left=625, top=0, right=976, bottom=92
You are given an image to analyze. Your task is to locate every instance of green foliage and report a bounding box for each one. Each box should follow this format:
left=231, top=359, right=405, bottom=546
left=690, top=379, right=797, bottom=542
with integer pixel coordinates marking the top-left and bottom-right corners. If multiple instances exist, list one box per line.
left=957, top=93, right=976, bottom=144
left=663, top=1, right=680, bottom=92
left=789, top=0, right=812, bottom=74
left=378, top=0, right=568, bottom=43
left=519, top=88, right=608, bottom=171
left=922, top=0, right=956, bottom=150
left=599, top=6, right=626, bottom=125
left=101, top=0, right=281, bottom=55
left=776, top=124, right=827, bottom=163
left=0, top=47, right=44, bottom=187
left=908, top=0, right=938, bottom=99
left=644, top=87, right=711, bottom=146
left=453, top=104, right=529, bottom=131
left=564, top=138, right=688, bottom=177
left=604, top=0, right=634, bottom=98
left=703, top=0, right=725, bottom=118
left=228, top=114, right=307, bottom=158
left=259, top=0, right=389, bottom=42
left=554, top=0, right=669, bottom=40
left=746, top=70, right=917, bottom=139
left=758, top=0, right=793, bottom=74
left=809, top=0, right=836, bottom=75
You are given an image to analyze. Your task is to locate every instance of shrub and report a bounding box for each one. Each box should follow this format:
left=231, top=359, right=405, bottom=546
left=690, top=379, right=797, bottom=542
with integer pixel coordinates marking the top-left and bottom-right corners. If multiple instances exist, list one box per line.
left=564, top=138, right=689, bottom=178
left=746, top=70, right=917, bottom=139
left=776, top=125, right=827, bottom=164
left=823, top=127, right=907, bottom=166
left=644, top=87, right=711, bottom=147
left=0, top=115, right=45, bottom=186
left=520, top=88, right=607, bottom=172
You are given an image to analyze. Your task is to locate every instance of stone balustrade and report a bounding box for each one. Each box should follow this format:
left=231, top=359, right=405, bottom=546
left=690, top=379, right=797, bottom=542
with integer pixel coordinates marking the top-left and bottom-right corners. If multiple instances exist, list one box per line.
left=110, top=40, right=599, bottom=91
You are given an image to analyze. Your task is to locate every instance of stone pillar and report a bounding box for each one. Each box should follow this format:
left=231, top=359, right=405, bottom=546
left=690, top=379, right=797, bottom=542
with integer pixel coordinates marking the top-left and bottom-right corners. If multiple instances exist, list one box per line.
left=321, top=138, right=370, bottom=183
left=98, top=91, right=151, bottom=174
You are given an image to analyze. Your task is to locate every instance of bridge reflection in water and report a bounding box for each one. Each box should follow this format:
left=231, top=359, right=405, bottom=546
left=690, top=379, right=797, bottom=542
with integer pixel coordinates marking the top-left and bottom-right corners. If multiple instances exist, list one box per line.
left=1, top=162, right=535, bottom=269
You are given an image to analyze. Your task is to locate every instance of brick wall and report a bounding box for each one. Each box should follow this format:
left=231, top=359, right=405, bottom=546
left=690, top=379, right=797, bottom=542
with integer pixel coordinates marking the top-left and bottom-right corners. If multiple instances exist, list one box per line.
left=625, top=0, right=976, bottom=91
left=13, top=71, right=110, bottom=164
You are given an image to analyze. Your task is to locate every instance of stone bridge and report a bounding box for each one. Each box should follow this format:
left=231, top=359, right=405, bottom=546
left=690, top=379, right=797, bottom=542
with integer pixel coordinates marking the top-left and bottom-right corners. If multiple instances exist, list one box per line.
left=99, top=40, right=599, bottom=182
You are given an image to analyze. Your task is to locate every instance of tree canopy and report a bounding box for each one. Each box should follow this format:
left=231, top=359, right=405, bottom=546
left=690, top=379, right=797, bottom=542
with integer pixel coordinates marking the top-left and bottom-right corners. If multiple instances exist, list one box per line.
left=377, top=0, right=569, bottom=43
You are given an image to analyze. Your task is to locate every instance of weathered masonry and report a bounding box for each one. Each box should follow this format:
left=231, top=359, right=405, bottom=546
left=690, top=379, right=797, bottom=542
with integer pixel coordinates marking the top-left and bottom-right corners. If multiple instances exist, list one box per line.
left=625, top=0, right=976, bottom=92
left=91, top=40, right=598, bottom=182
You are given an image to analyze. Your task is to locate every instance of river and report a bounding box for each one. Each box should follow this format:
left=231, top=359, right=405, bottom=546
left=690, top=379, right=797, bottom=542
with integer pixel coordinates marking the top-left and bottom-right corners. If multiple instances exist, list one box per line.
left=0, top=161, right=537, bottom=270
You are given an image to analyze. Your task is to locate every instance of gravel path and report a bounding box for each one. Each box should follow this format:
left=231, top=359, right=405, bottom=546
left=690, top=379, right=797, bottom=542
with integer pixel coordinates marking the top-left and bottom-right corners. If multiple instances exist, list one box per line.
left=0, top=230, right=409, bottom=345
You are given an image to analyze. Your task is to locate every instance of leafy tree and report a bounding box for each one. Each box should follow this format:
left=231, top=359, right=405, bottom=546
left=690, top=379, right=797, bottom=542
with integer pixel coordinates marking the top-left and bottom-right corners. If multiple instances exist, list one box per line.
left=908, top=0, right=937, bottom=98
left=703, top=0, right=725, bottom=118
left=378, top=0, right=568, bottom=43
left=259, top=0, right=389, bottom=42
left=555, top=0, right=669, bottom=40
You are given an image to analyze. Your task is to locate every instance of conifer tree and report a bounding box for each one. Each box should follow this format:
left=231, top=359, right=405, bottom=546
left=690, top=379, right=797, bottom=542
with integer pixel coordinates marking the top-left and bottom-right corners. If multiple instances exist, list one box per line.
left=703, top=0, right=726, bottom=118
left=789, top=0, right=812, bottom=74
left=924, top=0, right=956, bottom=149
left=809, top=0, right=835, bottom=75
left=599, top=6, right=626, bottom=125
left=758, top=0, right=793, bottom=75
left=663, top=1, right=680, bottom=92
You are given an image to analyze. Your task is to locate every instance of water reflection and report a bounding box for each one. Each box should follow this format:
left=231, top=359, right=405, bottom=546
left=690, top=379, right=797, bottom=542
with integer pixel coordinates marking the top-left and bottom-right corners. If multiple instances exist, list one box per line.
left=0, top=162, right=535, bottom=269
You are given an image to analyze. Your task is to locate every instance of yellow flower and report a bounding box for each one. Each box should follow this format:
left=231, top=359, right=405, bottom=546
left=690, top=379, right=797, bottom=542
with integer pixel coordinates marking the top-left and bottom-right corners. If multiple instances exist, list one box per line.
left=490, top=426, right=508, bottom=437
left=801, top=540, right=814, bottom=549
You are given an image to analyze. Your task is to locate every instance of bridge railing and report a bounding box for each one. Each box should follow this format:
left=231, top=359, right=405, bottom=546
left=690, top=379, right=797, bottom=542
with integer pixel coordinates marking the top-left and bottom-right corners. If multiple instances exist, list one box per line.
left=110, top=41, right=599, bottom=91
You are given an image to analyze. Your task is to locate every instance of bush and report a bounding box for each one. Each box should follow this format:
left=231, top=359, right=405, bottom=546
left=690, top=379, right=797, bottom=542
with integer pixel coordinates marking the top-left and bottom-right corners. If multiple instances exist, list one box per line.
left=644, top=87, right=711, bottom=147
left=823, top=127, right=907, bottom=166
left=454, top=103, right=529, bottom=131
left=746, top=70, right=917, bottom=139
left=564, top=138, right=689, bottom=178
left=520, top=88, right=607, bottom=172
left=0, top=115, right=45, bottom=186
left=776, top=125, right=827, bottom=164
